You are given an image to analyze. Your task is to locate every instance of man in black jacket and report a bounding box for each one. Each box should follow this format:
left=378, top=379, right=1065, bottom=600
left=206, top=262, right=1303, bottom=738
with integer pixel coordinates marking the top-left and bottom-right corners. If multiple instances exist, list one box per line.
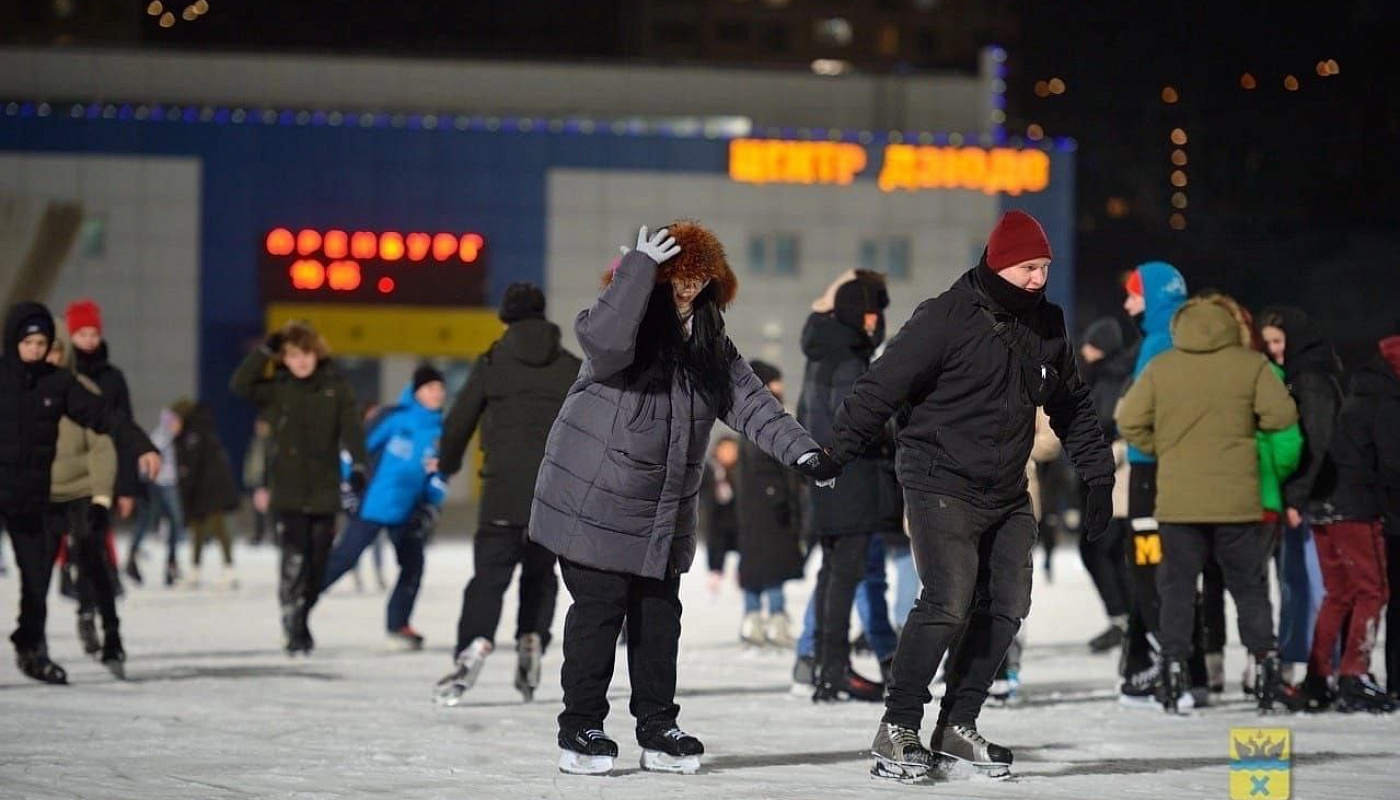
left=0, top=302, right=160, bottom=684
left=831, top=212, right=1115, bottom=780
left=434, top=282, right=582, bottom=704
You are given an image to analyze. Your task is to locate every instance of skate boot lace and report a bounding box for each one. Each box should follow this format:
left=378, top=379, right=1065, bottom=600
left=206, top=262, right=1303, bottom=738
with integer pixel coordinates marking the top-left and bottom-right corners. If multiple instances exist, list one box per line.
left=887, top=725, right=922, bottom=750
left=953, top=726, right=988, bottom=747
left=583, top=729, right=607, bottom=742
left=662, top=728, right=690, bottom=741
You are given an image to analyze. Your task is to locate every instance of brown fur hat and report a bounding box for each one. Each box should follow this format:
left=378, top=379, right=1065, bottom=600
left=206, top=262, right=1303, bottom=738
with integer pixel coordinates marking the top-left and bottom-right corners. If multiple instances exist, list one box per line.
left=602, top=221, right=739, bottom=309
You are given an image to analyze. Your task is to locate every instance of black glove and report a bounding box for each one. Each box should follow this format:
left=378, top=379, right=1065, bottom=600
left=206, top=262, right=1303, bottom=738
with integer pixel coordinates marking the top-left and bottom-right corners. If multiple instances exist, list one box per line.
left=263, top=331, right=285, bottom=354
left=1081, top=481, right=1114, bottom=542
left=794, top=449, right=842, bottom=482
left=347, top=468, right=367, bottom=496
left=88, top=503, right=111, bottom=537
left=406, top=503, right=441, bottom=539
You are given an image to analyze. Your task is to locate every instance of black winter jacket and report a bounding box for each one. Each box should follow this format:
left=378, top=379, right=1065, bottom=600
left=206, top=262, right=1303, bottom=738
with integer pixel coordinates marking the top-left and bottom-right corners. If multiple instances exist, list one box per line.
left=798, top=312, right=883, bottom=537
left=0, top=302, right=156, bottom=516
left=1328, top=338, right=1400, bottom=532
left=735, top=438, right=806, bottom=590
left=831, top=266, right=1115, bottom=509
left=1268, top=308, right=1345, bottom=515
left=439, top=317, right=582, bottom=528
left=1079, top=317, right=1132, bottom=441
left=175, top=402, right=242, bottom=520
left=73, top=342, right=140, bottom=499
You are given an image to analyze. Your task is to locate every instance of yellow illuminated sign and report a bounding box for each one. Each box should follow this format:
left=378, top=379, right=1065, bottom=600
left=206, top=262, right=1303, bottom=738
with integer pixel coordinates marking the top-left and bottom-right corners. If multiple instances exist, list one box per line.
left=729, top=138, right=1052, bottom=196
left=729, top=139, right=868, bottom=186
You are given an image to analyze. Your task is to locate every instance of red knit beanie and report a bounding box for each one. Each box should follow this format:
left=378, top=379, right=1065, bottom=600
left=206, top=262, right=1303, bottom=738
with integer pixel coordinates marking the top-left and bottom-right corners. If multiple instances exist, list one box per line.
left=65, top=299, right=103, bottom=335
left=1124, top=270, right=1144, bottom=298
left=986, top=210, right=1052, bottom=272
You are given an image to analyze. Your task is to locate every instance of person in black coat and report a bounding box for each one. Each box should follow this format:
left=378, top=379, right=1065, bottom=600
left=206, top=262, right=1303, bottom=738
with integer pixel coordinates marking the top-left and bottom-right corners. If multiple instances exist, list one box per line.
left=734, top=362, right=807, bottom=648
left=1259, top=306, right=1342, bottom=672
left=1301, top=333, right=1400, bottom=710
left=799, top=269, right=894, bottom=703
left=172, top=399, right=242, bottom=586
left=699, top=435, right=740, bottom=592
left=0, top=302, right=159, bottom=684
left=435, top=282, right=582, bottom=704
left=830, top=212, right=1114, bottom=778
left=1077, top=316, right=1134, bottom=652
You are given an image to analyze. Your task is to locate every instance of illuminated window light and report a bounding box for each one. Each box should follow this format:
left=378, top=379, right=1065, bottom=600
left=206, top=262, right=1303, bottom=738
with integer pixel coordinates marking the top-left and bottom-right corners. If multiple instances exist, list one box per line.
left=1106, top=197, right=1129, bottom=218
left=296, top=229, right=322, bottom=256
left=1171, top=149, right=1188, bottom=166
left=1169, top=213, right=1187, bottom=231
left=265, top=228, right=294, bottom=256
left=1283, top=75, right=1299, bottom=91
left=159, top=11, right=174, bottom=27
left=1325, top=59, right=1340, bottom=75
left=1170, top=170, right=1188, bottom=188
left=432, top=233, right=458, bottom=261
left=460, top=233, right=484, bottom=263
left=327, top=261, right=361, bottom=291
left=1026, top=123, right=1044, bottom=141
left=1048, top=78, right=1066, bottom=95
left=146, top=1, right=163, bottom=15
left=1161, top=86, right=1179, bottom=104
left=1171, top=192, right=1188, bottom=209
left=1034, top=81, right=1050, bottom=98
left=406, top=233, right=432, bottom=261
left=289, top=259, right=325, bottom=290
left=323, top=230, right=348, bottom=259
left=379, top=232, right=405, bottom=261
left=351, top=231, right=377, bottom=260
left=1170, top=128, right=1188, bottom=145
left=1240, top=73, right=1257, bottom=90
left=194, top=0, right=208, bottom=12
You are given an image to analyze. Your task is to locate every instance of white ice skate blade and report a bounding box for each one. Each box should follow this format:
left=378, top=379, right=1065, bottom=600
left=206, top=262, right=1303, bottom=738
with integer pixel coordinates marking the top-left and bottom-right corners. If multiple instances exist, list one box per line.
left=935, top=754, right=1011, bottom=780
left=558, top=750, right=614, bottom=776
left=870, top=754, right=931, bottom=783
left=789, top=683, right=814, bottom=697
left=640, top=750, right=701, bottom=774
left=433, top=685, right=466, bottom=707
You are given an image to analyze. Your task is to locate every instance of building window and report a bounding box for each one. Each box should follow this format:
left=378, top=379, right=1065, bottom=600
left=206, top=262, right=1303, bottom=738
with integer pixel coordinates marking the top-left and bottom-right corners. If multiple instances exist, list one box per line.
left=815, top=18, right=854, bottom=47
left=859, top=236, right=911, bottom=280
left=749, top=233, right=801, bottom=277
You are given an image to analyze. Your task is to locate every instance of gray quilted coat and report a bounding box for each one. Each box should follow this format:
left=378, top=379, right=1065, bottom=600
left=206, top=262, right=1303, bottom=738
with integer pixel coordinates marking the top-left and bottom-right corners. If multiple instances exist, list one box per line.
left=529, top=250, right=819, bottom=579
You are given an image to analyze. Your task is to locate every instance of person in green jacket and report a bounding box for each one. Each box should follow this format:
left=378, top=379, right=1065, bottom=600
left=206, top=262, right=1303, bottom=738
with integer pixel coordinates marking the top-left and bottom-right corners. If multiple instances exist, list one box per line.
left=230, top=320, right=367, bottom=655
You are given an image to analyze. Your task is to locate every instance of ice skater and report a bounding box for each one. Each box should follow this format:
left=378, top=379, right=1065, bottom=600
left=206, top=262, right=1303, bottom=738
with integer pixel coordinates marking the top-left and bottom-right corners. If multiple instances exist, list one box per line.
left=530, top=224, right=838, bottom=775
left=825, top=211, right=1115, bottom=781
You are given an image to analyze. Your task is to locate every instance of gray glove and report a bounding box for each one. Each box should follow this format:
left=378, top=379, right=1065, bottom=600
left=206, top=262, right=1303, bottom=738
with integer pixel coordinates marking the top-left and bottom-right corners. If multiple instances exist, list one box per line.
left=622, top=226, right=681, bottom=265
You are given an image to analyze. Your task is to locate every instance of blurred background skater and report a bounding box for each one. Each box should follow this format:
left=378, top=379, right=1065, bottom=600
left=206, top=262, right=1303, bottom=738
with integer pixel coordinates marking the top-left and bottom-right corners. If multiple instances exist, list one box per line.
left=242, top=417, right=273, bottom=547
left=435, top=282, right=579, bottom=704
left=128, top=406, right=185, bottom=588
left=231, top=320, right=366, bottom=656
left=171, top=398, right=242, bottom=590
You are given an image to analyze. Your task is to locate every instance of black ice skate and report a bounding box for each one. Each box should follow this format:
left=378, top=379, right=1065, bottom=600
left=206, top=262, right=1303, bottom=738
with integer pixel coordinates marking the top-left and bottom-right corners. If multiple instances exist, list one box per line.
left=1158, top=659, right=1192, bottom=715
left=101, top=631, right=126, bottom=680
left=514, top=633, right=543, bottom=703
left=1254, top=654, right=1306, bottom=714
left=433, top=637, right=491, bottom=707
left=557, top=727, right=618, bottom=775
left=1336, top=675, right=1396, bottom=714
left=870, top=722, right=946, bottom=782
left=929, top=724, right=1012, bottom=779
left=16, top=646, right=68, bottom=685
left=1088, top=622, right=1125, bottom=653
left=1299, top=672, right=1335, bottom=712
left=77, top=611, right=101, bottom=657
left=637, top=725, right=704, bottom=774
left=812, top=666, right=885, bottom=703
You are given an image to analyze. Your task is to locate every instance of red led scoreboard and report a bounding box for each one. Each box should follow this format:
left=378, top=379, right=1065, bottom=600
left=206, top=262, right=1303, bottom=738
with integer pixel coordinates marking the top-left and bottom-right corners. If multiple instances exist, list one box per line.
left=261, top=228, right=487, bottom=305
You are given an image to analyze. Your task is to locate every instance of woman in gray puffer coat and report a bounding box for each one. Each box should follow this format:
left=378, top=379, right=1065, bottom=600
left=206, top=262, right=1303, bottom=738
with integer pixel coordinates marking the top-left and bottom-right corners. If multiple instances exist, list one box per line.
left=532, top=223, right=838, bottom=776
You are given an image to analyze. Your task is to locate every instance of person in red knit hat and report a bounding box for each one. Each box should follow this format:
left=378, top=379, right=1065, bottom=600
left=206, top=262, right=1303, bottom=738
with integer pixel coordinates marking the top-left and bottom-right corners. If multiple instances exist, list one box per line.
left=63, top=300, right=148, bottom=581
left=826, top=209, right=1116, bottom=780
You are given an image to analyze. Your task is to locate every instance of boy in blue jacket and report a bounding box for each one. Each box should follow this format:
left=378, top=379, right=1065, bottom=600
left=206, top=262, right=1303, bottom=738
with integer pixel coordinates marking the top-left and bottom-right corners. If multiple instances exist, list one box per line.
left=322, top=366, right=448, bottom=649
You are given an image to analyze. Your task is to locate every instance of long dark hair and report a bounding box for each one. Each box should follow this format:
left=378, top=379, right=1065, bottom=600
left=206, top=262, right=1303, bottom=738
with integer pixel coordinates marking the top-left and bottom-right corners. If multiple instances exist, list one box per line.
left=627, top=281, right=735, bottom=419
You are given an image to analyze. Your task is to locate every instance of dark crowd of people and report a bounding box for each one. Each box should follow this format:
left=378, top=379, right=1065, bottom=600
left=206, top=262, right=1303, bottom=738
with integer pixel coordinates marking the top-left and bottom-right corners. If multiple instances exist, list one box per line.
left=2, top=211, right=1396, bottom=781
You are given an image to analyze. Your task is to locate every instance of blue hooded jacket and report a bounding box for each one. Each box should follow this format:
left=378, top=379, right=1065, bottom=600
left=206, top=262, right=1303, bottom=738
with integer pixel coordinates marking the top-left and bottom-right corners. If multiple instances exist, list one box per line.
left=1126, top=261, right=1188, bottom=464
left=358, top=383, right=447, bottom=526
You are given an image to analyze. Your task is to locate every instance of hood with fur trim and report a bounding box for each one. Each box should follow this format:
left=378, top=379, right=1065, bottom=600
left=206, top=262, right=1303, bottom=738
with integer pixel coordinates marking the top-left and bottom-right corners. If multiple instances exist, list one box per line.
left=602, top=221, right=739, bottom=309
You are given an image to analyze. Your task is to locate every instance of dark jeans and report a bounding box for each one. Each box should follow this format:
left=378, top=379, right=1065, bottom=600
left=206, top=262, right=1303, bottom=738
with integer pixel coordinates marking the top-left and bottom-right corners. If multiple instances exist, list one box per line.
left=1157, top=523, right=1277, bottom=662
left=1388, top=535, right=1400, bottom=694
left=277, top=512, right=336, bottom=636
left=883, top=490, right=1036, bottom=730
left=456, top=523, right=558, bottom=657
left=131, top=483, right=183, bottom=565
left=1080, top=516, right=1130, bottom=618
left=3, top=512, right=56, bottom=651
left=558, top=558, right=682, bottom=737
left=323, top=516, right=427, bottom=631
left=813, top=533, right=873, bottom=681
left=48, top=499, right=119, bottom=632
left=1202, top=558, right=1227, bottom=653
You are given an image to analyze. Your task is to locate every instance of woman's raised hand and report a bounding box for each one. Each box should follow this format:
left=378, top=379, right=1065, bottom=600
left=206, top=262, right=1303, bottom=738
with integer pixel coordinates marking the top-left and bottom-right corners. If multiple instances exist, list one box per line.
left=625, top=226, right=681, bottom=265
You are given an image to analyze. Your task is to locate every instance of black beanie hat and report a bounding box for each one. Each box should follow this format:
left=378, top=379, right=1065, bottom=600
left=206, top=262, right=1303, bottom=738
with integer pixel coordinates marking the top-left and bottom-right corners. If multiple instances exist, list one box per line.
left=500, top=282, right=547, bottom=324
left=412, top=365, right=445, bottom=391
left=750, top=360, right=781, bottom=386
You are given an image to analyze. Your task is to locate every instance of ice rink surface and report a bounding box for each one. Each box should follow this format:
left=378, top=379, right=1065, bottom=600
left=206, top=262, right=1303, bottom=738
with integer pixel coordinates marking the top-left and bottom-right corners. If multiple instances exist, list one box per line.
left=2, top=539, right=1395, bottom=799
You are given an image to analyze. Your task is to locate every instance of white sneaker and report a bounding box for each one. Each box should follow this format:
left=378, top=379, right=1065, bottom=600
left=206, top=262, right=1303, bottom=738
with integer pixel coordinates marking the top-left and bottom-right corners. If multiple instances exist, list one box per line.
left=739, top=612, right=765, bottom=647
left=765, top=612, right=796, bottom=649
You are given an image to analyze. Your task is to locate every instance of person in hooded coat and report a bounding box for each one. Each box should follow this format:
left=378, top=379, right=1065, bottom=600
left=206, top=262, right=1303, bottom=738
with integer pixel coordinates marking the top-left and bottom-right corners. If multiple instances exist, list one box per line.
left=531, top=223, right=832, bottom=775
left=1077, top=317, right=1134, bottom=653
left=230, top=320, right=367, bottom=655
left=830, top=211, right=1115, bottom=779
left=799, top=269, right=897, bottom=702
left=0, top=302, right=159, bottom=684
left=322, top=367, right=448, bottom=649
left=434, top=283, right=582, bottom=704
left=170, top=398, right=242, bottom=588
left=1258, top=307, right=1340, bottom=683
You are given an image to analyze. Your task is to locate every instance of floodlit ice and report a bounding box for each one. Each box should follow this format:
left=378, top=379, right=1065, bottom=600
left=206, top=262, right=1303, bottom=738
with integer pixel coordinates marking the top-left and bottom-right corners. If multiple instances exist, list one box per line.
left=2, top=540, right=1395, bottom=799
